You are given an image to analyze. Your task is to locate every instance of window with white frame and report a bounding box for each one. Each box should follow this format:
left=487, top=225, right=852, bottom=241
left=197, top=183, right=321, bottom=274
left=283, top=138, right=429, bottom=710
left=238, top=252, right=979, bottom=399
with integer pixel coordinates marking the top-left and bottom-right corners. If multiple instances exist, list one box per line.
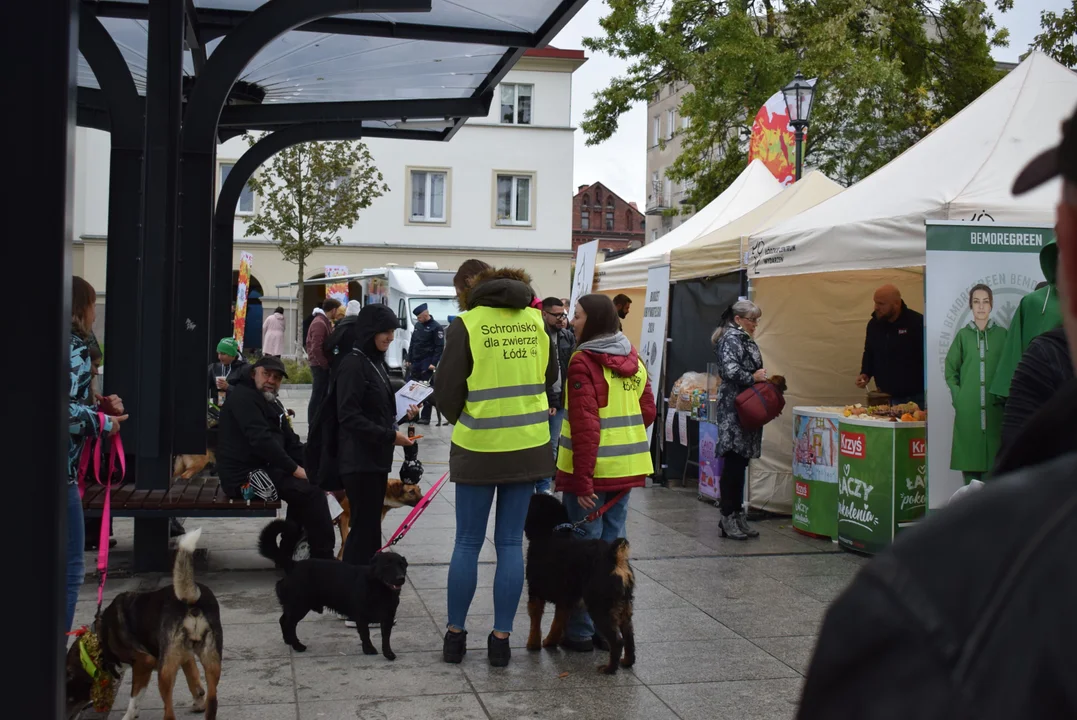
left=409, top=169, right=448, bottom=223
left=682, top=114, right=691, bottom=131
left=651, top=228, right=658, bottom=242
left=219, top=162, right=255, bottom=215
left=666, top=109, right=675, bottom=139
left=652, top=116, right=661, bottom=146
left=495, top=173, right=533, bottom=226
left=500, top=84, right=533, bottom=125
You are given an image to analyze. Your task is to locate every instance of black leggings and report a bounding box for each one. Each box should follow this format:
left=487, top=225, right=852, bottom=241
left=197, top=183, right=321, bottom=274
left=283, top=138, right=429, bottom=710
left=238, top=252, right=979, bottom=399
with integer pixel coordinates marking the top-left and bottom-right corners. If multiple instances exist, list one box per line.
left=342, top=472, right=389, bottom=566
left=719, top=453, right=750, bottom=515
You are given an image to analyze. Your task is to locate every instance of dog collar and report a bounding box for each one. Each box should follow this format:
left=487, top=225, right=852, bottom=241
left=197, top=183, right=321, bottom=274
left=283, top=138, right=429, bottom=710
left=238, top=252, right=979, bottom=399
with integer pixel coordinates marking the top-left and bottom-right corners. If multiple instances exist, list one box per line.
left=553, top=523, right=588, bottom=538
left=79, top=638, right=99, bottom=679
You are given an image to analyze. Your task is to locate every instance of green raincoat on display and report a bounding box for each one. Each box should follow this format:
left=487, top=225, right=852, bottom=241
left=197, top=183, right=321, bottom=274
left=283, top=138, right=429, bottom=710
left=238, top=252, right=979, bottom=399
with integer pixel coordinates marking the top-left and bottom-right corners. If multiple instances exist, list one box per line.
left=946, top=321, right=1007, bottom=473
left=990, top=240, right=1063, bottom=399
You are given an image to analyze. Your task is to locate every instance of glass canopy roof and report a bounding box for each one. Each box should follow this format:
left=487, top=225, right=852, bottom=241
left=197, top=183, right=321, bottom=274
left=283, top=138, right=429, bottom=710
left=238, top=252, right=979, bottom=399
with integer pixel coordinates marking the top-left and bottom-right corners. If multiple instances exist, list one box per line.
left=78, top=0, right=582, bottom=137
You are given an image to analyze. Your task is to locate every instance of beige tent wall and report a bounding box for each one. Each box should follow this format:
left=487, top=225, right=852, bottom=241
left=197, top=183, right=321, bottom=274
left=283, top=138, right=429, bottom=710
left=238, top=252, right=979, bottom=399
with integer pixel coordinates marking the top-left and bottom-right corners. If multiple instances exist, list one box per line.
left=748, top=268, right=925, bottom=513
left=598, top=286, right=646, bottom=347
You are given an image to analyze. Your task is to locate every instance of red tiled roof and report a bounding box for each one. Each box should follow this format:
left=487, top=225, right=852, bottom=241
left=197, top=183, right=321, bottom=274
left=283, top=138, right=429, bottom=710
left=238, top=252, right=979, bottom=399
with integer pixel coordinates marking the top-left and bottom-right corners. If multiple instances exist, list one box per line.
left=524, top=46, right=586, bottom=60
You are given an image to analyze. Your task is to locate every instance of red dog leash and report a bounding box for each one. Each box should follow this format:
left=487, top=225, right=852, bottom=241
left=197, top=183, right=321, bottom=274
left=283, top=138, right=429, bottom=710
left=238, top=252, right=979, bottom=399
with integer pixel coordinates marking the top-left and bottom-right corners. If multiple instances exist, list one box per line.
left=572, top=489, right=629, bottom=528
left=78, top=412, right=126, bottom=616
left=378, top=472, right=449, bottom=553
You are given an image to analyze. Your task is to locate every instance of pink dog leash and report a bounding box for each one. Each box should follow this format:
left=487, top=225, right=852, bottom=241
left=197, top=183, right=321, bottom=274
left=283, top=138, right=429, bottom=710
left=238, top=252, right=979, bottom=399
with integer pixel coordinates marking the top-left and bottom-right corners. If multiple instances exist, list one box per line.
left=78, top=412, right=126, bottom=615
left=378, top=472, right=449, bottom=553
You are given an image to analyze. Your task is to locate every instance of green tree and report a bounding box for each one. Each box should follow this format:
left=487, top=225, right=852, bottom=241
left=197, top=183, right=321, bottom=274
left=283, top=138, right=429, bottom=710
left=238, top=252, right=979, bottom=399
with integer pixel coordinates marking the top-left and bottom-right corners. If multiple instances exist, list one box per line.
left=1028, top=1, right=1076, bottom=68
left=583, top=0, right=1009, bottom=207
left=243, top=139, right=389, bottom=349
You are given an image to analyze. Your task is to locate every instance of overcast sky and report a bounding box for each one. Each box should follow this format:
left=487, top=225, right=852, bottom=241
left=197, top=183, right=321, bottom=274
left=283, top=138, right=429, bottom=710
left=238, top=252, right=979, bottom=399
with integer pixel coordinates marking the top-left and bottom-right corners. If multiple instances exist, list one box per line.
left=553, top=0, right=1073, bottom=206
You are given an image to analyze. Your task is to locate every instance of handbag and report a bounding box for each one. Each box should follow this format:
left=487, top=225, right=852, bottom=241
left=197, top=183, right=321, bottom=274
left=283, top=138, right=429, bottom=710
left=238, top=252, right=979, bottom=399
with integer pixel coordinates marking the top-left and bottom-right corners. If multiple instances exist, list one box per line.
left=735, top=381, right=786, bottom=430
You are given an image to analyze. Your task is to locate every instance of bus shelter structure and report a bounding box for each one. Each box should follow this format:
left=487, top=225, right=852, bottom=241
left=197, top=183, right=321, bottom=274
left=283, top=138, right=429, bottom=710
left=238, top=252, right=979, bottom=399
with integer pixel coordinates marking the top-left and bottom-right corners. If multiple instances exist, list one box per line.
left=14, top=1, right=585, bottom=714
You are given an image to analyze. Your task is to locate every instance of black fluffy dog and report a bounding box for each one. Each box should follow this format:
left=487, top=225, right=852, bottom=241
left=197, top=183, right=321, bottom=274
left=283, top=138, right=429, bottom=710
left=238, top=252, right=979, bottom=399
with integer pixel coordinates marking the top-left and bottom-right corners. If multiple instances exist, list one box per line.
left=523, top=493, right=636, bottom=674
left=258, top=519, right=407, bottom=660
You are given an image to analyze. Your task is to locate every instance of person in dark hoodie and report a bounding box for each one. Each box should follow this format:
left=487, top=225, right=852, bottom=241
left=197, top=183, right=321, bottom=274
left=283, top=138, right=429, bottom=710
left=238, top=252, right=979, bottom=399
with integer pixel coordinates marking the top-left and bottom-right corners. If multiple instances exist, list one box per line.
left=334, top=303, right=419, bottom=576
left=555, top=293, right=656, bottom=651
left=435, top=259, right=558, bottom=668
left=797, top=103, right=1077, bottom=720
left=217, top=356, right=334, bottom=560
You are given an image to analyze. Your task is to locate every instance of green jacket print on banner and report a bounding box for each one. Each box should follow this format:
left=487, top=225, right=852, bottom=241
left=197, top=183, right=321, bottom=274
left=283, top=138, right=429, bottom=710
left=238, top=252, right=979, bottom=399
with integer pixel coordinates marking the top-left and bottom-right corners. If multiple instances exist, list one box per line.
left=989, top=284, right=1061, bottom=399
left=945, top=321, right=1007, bottom=473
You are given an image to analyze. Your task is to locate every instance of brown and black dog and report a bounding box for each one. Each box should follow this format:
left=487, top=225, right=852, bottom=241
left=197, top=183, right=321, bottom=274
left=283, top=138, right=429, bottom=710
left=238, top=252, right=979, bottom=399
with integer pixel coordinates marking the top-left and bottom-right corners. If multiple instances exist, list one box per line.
left=333, top=479, right=424, bottom=559
left=523, top=493, right=636, bottom=674
left=65, top=529, right=223, bottom=720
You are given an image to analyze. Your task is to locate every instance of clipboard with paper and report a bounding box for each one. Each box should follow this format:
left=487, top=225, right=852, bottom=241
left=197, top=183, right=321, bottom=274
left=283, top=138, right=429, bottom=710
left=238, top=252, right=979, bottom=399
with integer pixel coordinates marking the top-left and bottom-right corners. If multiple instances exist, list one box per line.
left=396, top=380, right=434, bottom=422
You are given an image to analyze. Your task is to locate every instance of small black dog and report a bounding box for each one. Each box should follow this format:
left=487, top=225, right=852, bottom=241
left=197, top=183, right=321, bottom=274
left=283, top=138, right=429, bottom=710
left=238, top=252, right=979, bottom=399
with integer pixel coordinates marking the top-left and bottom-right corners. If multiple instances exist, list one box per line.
left=523, top=493, right=636, bottom=674
left=258, top=519, right=407, bottom=660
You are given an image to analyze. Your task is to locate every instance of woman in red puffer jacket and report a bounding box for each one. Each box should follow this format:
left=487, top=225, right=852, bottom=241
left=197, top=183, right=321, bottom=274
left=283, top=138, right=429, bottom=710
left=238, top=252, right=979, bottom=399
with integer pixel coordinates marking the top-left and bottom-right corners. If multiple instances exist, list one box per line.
left=554, top=293, right=656, bottom=651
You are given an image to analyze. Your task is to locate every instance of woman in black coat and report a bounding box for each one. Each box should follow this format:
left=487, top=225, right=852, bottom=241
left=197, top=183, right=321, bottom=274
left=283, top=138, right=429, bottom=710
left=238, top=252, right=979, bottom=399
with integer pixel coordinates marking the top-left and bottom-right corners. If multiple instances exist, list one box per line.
left=334, top=304, right=418, bottom=573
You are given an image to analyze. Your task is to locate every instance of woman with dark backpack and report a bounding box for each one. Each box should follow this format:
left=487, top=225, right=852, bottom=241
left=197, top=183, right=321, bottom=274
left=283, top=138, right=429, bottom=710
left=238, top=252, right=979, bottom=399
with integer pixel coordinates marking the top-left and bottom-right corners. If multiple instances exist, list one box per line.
left=712, top=301, right=769, bottom=541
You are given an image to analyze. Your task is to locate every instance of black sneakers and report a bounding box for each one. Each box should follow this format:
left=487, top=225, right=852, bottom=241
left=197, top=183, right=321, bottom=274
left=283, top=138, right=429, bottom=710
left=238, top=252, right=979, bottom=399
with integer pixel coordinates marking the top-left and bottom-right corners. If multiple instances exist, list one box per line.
left=443, top=629, right=467, bottom=664
left=488, top=632, right=511, bottom=667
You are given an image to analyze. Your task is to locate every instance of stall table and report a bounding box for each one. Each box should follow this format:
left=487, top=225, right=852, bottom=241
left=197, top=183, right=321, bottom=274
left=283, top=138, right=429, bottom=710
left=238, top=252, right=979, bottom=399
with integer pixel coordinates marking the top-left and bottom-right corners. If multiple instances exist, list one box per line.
left=836, top=416, right=927, bottom=555
left=791, top=407, right=843, bottom=540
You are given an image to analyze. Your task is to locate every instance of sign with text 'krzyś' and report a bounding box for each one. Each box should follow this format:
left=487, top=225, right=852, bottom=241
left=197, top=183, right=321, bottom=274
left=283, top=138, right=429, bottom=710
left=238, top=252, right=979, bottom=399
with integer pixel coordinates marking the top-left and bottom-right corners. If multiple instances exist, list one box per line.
left=837, top=418, right=927, bottom=555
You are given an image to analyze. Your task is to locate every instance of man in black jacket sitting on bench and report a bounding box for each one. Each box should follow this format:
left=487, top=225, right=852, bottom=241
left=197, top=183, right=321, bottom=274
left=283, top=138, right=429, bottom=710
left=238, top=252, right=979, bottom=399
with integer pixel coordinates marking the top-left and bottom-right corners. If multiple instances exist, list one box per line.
left=217, top=356, right=334, bottom=560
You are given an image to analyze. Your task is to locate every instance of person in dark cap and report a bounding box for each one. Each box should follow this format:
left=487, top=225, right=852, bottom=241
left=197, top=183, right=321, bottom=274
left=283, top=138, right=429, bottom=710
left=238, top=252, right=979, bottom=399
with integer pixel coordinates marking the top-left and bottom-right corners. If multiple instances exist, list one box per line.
left=217, top=356, right=334, bottom=560
left=798, top=104, right=1077, bottom=719
left=406, top=301, right=444, bottom=425
left=334, top=305, right=419, bottom=581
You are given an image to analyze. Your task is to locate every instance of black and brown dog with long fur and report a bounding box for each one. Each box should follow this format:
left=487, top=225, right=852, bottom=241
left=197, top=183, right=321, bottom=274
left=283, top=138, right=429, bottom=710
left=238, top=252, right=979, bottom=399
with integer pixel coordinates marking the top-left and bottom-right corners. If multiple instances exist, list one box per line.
left=259, top=519, right=408, bottom=660
left=523, top=493, right=636, bottom=674
left=65, top=528, right=223, bottom=720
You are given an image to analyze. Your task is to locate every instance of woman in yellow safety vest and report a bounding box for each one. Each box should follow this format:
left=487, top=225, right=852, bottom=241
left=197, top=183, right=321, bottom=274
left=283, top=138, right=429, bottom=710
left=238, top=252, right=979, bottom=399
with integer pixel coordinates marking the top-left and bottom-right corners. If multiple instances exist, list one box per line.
left=555, top=293, right=656, bottom=652
left=434, top=259, right=559, bottom=668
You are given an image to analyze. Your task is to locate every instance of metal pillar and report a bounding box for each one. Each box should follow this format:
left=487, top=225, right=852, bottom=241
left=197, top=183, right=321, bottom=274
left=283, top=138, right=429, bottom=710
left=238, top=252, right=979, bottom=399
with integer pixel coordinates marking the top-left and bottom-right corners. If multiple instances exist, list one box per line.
left=134, top=0, right=185, bottom=571
left=9, top=0, right=78, bottom=715
left=79, top=13, right=146, bottom=451
left=794, top=126, right=805, bottom=182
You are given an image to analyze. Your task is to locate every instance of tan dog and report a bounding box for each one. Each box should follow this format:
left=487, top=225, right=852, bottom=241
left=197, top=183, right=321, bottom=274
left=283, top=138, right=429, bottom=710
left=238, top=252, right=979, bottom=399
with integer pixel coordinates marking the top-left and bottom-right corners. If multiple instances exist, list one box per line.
left=172, top=450, right=215, bottom=480
left=333, top=479, right=424, bottom=559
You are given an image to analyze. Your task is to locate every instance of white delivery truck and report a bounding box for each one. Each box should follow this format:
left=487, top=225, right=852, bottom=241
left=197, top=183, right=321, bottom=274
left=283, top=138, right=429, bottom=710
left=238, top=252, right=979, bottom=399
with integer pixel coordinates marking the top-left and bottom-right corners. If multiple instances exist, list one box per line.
left=351, top=262, right=458, bottom=376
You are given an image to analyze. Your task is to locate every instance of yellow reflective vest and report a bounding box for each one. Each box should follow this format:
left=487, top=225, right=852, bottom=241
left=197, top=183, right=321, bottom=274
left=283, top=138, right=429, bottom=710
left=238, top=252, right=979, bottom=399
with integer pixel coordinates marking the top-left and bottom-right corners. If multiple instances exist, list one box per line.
left=557, top=355, right=653, bottom=478
left=451, top=305, right=551, bottom=453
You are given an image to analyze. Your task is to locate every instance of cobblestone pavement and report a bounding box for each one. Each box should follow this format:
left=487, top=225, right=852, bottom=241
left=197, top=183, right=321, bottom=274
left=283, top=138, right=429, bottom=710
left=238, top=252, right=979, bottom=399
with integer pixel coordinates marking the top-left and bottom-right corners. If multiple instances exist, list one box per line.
left=77, top=389, right=859, bottom=720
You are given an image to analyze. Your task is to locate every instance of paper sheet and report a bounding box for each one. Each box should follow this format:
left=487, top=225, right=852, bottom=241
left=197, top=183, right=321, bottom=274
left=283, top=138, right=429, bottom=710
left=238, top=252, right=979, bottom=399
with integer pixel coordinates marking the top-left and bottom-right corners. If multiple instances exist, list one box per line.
left=396, top=380, right=434, bottom=421
left=665, top=405, right=676, bottom=442
left=325, top=493, right=344, bottom=522
left=678, top=412, right=688, bottom=446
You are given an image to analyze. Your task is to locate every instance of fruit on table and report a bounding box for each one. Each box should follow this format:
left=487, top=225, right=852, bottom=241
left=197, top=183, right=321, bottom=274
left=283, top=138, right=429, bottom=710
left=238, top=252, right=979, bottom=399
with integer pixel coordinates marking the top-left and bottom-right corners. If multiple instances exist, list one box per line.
left=843, top=402, right=927, bottom=421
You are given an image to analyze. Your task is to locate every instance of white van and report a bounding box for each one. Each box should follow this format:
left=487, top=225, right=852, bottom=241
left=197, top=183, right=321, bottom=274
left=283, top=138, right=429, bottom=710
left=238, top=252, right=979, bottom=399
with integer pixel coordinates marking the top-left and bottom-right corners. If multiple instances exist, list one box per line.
left=351, top=263, right=457, bottom=376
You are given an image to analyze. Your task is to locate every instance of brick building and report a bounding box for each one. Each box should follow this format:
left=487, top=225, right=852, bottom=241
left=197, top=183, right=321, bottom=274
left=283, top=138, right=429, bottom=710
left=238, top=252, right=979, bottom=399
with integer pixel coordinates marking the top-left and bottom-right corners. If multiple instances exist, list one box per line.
left=571, top=182, right=645, bottom=252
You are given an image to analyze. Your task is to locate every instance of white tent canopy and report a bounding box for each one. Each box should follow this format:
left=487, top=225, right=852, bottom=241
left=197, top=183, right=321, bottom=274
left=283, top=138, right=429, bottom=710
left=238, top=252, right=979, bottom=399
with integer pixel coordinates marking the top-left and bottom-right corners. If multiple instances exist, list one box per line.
left=669, top=171, right=844, bottom=281
left=596, top=159, right=782, bottom=290
left=753, top=51, right=1077, bottom=278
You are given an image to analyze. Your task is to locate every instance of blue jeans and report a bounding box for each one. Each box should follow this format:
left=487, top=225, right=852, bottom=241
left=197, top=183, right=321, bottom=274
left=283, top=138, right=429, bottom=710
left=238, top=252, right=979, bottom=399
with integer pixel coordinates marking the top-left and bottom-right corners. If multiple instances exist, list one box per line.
left=561, top=490, right=631, bottom=640
left=66, top=482, right=85, bottom=631
left=536, top=409, right=565, bottom=494
left=447, top=482, right=533, bottom=634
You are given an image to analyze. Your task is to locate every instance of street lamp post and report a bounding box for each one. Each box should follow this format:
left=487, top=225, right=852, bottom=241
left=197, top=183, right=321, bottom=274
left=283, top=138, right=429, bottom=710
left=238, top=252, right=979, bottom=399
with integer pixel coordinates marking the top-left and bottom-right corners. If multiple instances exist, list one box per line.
left=782, top=71, right=816, bottom=182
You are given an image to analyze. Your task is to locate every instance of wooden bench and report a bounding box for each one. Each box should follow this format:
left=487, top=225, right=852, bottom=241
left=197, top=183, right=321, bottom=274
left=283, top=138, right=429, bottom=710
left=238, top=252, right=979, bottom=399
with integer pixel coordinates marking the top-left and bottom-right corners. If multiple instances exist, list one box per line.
left=82, top=477, right=281, bottom=518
